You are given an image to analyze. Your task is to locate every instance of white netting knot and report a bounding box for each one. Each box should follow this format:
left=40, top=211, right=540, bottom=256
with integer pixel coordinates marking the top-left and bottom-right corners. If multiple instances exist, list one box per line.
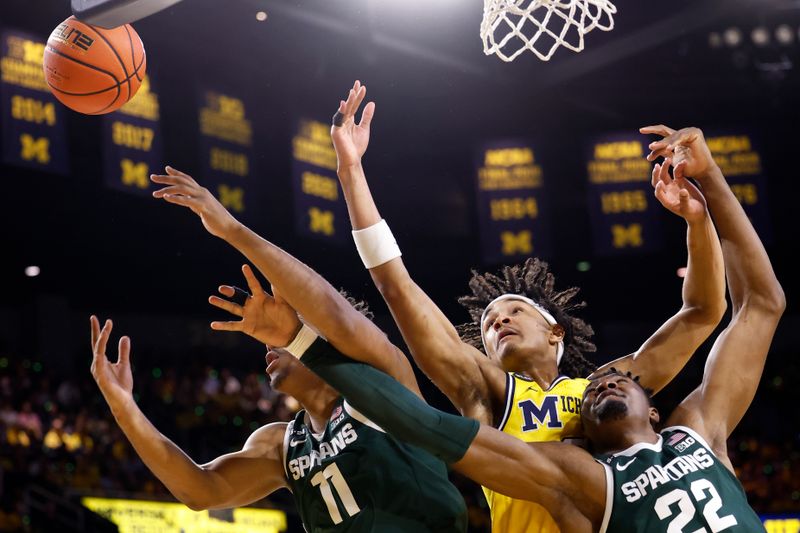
left=480, top=0, right=617, bottom=62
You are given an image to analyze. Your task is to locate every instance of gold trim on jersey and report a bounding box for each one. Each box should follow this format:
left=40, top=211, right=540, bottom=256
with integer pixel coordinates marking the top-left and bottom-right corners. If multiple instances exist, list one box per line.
left=483, top=373, right=590, bottom=533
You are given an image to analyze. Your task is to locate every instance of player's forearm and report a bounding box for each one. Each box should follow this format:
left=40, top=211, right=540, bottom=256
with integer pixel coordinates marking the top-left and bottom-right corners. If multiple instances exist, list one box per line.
left=301, top=339, right=479, bottom=463
left=697, top=166, right=785, bottom=313
left=338, top=164, right=478, bottom=403
left=681, top=214, right=726, bottom=320
left=371, top=260, right=472, bottom=381
left=105, top=395, right=217, bottom=509
left=338, top=163, right=382, bottom=230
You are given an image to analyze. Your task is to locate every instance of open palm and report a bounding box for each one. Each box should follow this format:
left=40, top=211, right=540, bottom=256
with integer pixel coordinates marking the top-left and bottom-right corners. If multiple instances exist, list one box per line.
left=330, top=80, right=375, bottom=169
left=209, top=264, right=302, bottom=347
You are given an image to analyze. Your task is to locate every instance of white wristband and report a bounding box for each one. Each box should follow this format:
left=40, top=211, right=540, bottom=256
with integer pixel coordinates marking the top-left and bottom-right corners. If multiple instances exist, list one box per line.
left=284, top=323, right=319, bottom=359
left=352, top=219, right=402, bottom=269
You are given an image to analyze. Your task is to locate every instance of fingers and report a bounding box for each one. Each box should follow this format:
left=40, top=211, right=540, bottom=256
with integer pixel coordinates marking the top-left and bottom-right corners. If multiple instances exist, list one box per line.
left=210, top=321, right=245, bottom=332
left=94, top=319, right=112, bottom=357
left=161, top=194, right=200, bottom=209
left=218, top=285, right=235, bottom=298
left=650, top=158, right=673, bottom=189
left=654, top=180, right=668, bottom=205
left=208, top=295, right=244, bottom=318
left=674, top=160, right=687, bottom=180
left=118, top=336, right=131, bottom=366
left=650, top=163, right=661, bottom=188
left=152, top=185, right=194, bottom=198
left=678, top=188, right=691, bottom=210
left=165, top=166, right=192, bottom=179
left=359, top=101, right=376, bottom=129
left=351, top=83, right=367, bottom=117
left=90, top=315, right=101, bottom=350
left=241, top=264, right=265, bottom=295
left=639, top=124, right=676, bottom=137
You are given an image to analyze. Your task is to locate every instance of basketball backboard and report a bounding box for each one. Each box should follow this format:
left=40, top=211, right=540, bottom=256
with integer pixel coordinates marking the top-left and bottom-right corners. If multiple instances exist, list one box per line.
left=71, top=0, right=184, bottom=28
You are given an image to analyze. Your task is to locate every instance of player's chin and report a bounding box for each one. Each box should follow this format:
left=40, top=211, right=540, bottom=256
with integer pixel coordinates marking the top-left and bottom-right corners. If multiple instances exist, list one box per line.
left=594, top=397, right=629, bottom=422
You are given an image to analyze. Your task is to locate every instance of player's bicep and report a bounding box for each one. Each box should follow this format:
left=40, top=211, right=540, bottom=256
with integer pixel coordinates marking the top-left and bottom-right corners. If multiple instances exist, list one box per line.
left=198, top=423, right=288, bottom=509
left=370, top=262, right=497, bottom=403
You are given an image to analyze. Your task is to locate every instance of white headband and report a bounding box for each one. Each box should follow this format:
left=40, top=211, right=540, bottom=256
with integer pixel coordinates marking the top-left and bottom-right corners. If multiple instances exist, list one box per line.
left=480, top=294, right=565, bottom=366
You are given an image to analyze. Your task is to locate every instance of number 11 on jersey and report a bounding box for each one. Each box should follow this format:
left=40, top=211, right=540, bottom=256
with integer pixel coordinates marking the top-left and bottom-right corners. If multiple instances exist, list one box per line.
left=310, top=463, right=361, bottom=524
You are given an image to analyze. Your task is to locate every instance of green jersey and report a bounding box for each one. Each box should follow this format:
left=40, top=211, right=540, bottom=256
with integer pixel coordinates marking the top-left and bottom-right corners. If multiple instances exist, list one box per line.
left=283, top=397, right=468, bottom=533
left=594, top=426, right=765, bottom=533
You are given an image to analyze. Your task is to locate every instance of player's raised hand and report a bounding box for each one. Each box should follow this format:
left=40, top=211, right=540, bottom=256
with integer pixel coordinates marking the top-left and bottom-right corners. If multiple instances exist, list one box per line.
left=331, top=80, right=376, bottom=171
left=640, top=125, right=717, bottom=180
left=651, top=158, right=708, bottom=224
left=150, top=167, right=240, bottom=240
left=90, top=316, right=134, bottom=407
left=209, top=264, right=303, bottom=347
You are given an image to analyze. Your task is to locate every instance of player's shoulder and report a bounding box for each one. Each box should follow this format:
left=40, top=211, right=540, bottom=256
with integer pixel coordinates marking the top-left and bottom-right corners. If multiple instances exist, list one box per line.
left=243, top=421, right=291, bottom=455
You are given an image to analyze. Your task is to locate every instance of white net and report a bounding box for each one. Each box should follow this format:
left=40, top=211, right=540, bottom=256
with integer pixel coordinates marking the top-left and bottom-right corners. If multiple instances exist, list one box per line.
left=480, top=0, right=617, bottom=62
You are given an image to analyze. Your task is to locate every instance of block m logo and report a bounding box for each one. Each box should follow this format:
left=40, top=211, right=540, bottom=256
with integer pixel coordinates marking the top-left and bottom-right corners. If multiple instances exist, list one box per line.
left=20, top=134, right=50, bottom=164
left=218, top=185, right=245, bottom=213
left=500, top=230, right=533, bottom=256
left=611, top=223, right=643, bottom=248
left=120, top=159, right=149, bottom=189
left=309, top=207, right=335, bottom=236
left=519, top=396, right=563, bottom=432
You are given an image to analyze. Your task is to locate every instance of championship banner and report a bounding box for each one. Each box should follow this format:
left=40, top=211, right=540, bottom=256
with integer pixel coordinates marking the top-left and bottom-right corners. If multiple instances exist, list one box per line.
left=197, top=88, right=255, bottom=216
left=705, top=130, right=772, bottom=244
left=290, top=118, right=347, bottom=244
left=82, top=497, right=287, bottom=533
left=103, top=75, right=163, bottom=195
left=585, top=133, right=662, bottom=255
left=475, top=140, right=552, bottom=264
left=0, top=30, right=69, bottom=174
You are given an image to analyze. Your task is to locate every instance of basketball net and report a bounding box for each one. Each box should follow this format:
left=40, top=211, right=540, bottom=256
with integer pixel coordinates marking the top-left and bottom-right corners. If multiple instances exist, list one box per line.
left=480, top=0, right=617, bottom=62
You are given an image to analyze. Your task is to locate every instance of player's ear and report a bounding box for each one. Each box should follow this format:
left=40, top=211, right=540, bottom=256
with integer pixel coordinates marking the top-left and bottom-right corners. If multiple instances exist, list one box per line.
left=550, top=324, right=565, bottom=343
left=649, top=407, right=660, bottom=428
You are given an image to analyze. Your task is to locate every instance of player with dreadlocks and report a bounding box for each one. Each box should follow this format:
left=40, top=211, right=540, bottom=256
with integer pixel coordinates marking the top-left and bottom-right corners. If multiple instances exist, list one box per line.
left=291, top=124, right=783, bottom=533
left=329, top=81, right=726, bottom=531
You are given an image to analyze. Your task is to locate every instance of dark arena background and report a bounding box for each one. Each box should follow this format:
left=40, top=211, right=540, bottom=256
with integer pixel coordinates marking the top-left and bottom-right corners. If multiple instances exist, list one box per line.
left=0, top=0, right=799, bottom=531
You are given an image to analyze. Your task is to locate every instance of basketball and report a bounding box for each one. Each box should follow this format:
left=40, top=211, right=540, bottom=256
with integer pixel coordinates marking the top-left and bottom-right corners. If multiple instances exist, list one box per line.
left=43, top=16, right=146, bottom=115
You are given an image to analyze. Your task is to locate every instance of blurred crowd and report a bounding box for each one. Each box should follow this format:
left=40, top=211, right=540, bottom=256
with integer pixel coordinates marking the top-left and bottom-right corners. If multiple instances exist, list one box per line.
left=0, top=356, right=797, bottom=532
left=0, top=356, right=298, bottom=531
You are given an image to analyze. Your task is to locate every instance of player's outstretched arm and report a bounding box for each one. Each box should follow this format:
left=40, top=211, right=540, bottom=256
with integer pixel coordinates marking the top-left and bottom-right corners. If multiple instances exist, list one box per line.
left=331, top=81, right=505, bottom=423
left=296, top=339, right=606, bottom=528
left=89, top=316, right=287, bottom=510
left=150, top=169, right=421, bottom=397
left=643, top=125, right=785, bottom=456
left=592, top=158, right=726, bottom=393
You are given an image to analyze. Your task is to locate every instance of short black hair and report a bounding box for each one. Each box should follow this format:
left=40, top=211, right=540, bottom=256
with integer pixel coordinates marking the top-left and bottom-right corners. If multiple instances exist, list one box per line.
left=456, top=258, right=597, bottom=377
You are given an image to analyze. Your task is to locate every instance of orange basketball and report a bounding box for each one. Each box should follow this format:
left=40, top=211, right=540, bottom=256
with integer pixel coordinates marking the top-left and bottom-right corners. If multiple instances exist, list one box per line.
left=43, top=16, right=146, bottom=115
